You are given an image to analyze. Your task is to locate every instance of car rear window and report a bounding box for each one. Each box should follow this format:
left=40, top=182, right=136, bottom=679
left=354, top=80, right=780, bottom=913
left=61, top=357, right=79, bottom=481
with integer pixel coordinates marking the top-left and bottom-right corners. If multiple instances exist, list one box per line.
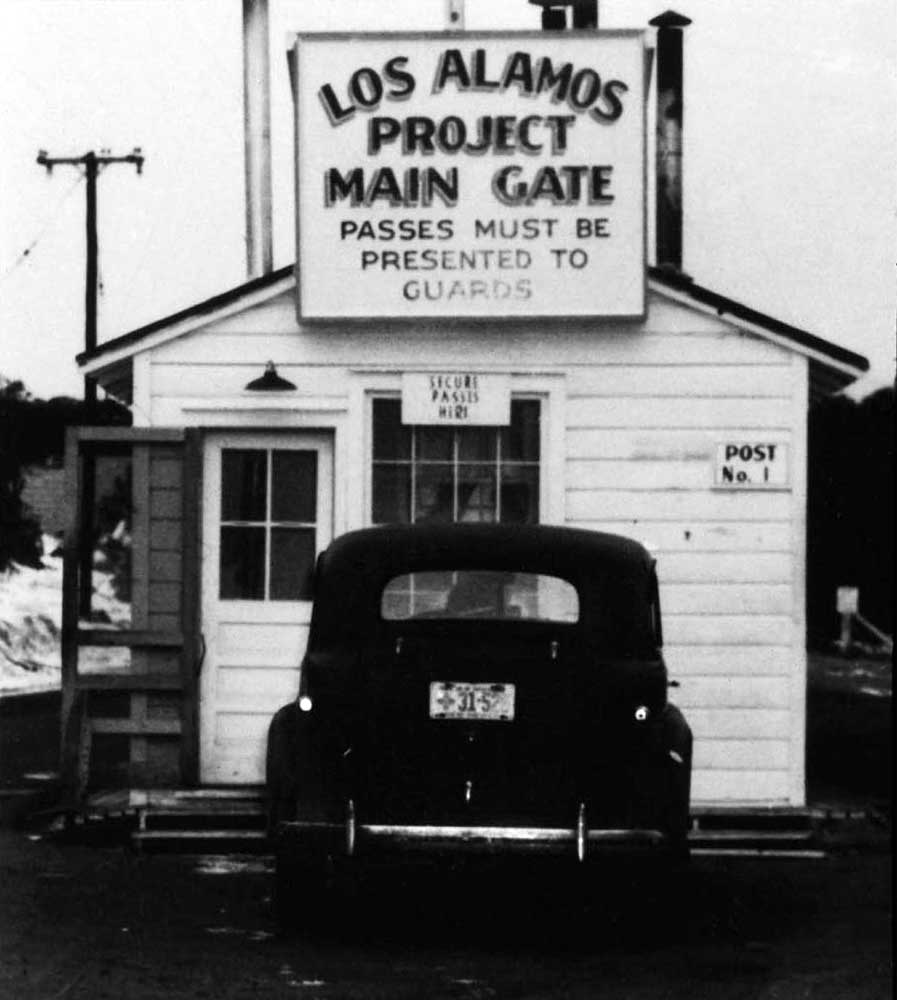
left=381, top=570, right=579, bottom=623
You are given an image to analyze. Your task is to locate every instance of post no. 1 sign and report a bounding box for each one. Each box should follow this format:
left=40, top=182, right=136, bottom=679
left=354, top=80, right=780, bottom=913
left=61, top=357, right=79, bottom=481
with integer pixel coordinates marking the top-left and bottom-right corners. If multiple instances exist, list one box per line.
left=292, top=31, right=646, bottom=320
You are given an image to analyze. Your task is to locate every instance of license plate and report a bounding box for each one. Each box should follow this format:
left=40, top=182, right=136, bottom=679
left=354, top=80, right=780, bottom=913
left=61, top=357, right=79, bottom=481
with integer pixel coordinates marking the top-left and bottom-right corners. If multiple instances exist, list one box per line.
left=429, top=682, right=515, bottom=721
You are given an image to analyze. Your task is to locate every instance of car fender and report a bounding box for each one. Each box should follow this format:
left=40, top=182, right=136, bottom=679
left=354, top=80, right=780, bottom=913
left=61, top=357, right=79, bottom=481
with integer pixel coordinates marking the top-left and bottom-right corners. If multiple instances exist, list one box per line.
left=265, top=702, right=302, bottom=833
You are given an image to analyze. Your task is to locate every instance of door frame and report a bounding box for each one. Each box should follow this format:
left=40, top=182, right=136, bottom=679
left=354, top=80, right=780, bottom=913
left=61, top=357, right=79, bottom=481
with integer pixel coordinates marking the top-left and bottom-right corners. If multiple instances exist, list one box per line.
left=198, top=429, right=334, bottom=784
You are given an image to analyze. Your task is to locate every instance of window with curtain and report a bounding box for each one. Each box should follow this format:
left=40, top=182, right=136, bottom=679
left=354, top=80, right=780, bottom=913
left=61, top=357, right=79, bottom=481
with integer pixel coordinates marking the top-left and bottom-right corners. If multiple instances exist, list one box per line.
left=371, top=398, right=540, bottom=525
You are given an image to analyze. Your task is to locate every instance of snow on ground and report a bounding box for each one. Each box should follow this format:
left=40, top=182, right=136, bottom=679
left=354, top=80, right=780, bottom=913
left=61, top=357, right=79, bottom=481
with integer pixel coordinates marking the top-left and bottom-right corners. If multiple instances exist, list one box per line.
left=0, top=536, right=130, bottom=695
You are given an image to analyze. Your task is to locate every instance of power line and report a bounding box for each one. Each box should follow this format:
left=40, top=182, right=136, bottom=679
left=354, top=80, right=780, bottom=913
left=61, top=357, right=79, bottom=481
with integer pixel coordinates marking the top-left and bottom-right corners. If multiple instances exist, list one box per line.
left=0, top=172, right=85, bottom=284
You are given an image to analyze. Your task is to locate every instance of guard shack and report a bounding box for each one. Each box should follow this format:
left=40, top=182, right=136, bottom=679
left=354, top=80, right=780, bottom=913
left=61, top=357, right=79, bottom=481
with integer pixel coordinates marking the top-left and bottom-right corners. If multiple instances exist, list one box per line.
left=61, top=25, right=868, bottom=825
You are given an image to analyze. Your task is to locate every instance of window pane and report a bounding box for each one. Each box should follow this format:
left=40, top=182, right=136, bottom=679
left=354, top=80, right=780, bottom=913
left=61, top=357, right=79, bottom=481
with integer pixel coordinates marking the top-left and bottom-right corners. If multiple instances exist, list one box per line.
left=500, top=465, right=539, bottom=524
left=373, top=399, right=411, bottom=460
left=414, top=464, right=455, bottom=522
left=372, top=465, right=411, bottom=523
left=457, top=426, right=496, bottom=463
left=270, top=527, right=315, bottom=600
left=382, top=571, right=578, bottom=623
left=381, top=570, right=451, bottom=619
left=457, top=464, right=496, bottom=523
left=416, top=426, right=453, bottom=462
left=221, top=450, right=267, bottom=521
left=501, top=400, right=540, bottom=462
left=220, top=526, right=265, bottom=599
left=272, top=451, right=317, bottom=523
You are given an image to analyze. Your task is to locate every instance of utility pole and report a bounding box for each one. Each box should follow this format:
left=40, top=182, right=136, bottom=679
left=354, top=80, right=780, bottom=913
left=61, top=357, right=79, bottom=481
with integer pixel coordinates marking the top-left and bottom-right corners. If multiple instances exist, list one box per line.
left=36, top=148, right=144, bottom=405
left=36, top=147, right=144, bottom=618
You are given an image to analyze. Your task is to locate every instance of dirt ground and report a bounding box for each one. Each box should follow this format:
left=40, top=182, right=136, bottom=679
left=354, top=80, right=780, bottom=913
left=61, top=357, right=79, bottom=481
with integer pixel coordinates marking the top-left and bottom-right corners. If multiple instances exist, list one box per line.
left=0, top=651, right=891, bottom=998
left=0, top=831, right=892, bottom=1000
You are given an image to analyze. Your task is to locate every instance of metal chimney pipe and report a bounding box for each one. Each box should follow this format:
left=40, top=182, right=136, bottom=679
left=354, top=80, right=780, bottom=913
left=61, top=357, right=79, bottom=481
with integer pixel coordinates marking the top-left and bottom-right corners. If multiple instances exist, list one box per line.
left=243, top=0, right=273, bottom=277
left=649, top=10, right=691, bottom=272
left=529, top=0, right=598, bottom=30
left=571, top=0, right=598, bottom=29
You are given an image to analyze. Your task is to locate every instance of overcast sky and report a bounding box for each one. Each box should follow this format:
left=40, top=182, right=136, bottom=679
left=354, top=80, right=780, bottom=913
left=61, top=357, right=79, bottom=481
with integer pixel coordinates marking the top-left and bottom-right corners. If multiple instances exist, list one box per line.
left=1, top=0, right=893, bottom=399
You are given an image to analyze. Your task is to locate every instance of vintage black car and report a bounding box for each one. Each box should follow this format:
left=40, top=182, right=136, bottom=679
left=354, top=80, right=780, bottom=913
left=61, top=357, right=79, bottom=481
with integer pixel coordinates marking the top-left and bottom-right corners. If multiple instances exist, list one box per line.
left=266, top=523, right=692, bottom=922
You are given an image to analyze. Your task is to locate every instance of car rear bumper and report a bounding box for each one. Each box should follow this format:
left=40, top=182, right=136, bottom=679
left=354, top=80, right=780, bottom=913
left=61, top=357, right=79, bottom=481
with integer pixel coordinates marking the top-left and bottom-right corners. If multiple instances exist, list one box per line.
left=275, top=819, right=678, bottom=863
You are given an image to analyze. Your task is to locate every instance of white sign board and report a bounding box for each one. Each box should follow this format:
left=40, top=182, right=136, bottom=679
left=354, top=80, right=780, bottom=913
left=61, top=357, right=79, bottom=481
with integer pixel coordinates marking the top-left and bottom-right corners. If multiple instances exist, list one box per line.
left=293, top=32, right=646, bottom=320
left=714, top=443, right=790, bottom=489
left=836, top=587, right=859, bottom=614
left=402, top=372, right=511, bottom=425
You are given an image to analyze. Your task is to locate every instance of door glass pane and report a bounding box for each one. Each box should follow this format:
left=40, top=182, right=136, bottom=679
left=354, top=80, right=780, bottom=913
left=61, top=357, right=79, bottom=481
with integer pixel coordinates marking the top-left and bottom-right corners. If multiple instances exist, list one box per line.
left=220, top=526, right=265, bottom=599
left=372, top=465, right=411, bottom=524
left=221, top=450, right=267, bottom=521
left=415, top=464, right=454, bottom=522
left=270, top=527, right=316, bottom=600
left=272, top=451, right=317, bottom=523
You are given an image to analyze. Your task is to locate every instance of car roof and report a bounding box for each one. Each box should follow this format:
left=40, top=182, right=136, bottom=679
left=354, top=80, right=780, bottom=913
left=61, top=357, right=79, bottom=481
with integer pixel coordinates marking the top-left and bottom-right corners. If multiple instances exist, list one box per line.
left=319, top=523, right=653, bottom=579
left=311, top=525, right=657, bottom=647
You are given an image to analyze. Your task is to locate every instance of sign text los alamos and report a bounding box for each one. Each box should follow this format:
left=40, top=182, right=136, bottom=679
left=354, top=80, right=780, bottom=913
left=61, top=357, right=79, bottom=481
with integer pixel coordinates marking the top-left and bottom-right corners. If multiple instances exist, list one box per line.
left=294, top=33, right=646, bottom=320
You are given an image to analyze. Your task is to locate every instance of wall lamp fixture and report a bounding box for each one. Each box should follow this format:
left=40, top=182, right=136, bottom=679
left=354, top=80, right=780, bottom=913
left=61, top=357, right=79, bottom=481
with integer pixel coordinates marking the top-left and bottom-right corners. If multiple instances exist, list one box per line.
left=245, top=361, right=297, bottom=391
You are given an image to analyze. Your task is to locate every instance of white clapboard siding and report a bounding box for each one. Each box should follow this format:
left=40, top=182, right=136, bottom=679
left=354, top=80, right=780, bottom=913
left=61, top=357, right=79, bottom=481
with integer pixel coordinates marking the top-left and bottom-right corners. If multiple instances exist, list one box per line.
left=568, top=459, right=714, bottom=491
left=575, top=521, right=792, bottom=552
left=693, top=740, right=790, bottom=770
left=156, top=327, right=783, bottom=369
left=139, top=283, right=807, bottom=806
left=199, top=287, right=732, bottom=338
left=674, top=676, right=790, bottom=710
left=658, top=553, right=792, bottom=583
left=567, top=491, right=791, bottom=522
left=664, top=616, right=793, bottom=646
left=687, top=709, right=790, bottom=740
left=567, top=396, right=792, bottom=429
left=664, top=645, right=796, bottom=676
left=692, top=769, right=790, bottom=803
left=567, top=365, right=793, bottom=398
left=568, top=428, right=789, bottom=461
left=660, top=583, right=792, bottom=615
left=151, top=363, right=350, bottom=399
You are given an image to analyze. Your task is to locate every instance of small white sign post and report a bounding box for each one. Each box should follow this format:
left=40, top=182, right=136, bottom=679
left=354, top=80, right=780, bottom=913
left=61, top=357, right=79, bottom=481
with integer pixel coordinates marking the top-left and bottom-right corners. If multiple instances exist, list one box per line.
left=836, top=586, right=859, bottom=648
left=713, top=442, right=790, bottom=489
left=401, top=372, right=511, bottom=425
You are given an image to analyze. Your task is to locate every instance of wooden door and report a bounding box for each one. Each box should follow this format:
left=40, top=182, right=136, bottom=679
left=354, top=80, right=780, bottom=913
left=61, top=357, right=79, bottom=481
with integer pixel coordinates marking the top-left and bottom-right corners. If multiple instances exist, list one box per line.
left=200, top=432, right=333, bottom=783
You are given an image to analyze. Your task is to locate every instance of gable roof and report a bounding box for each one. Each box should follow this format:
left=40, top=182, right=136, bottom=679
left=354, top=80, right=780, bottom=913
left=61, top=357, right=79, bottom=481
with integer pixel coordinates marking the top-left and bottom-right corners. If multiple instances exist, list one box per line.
left=78, top=263, right=869, bottom=392
left=647, top=267, right=868, bottom=376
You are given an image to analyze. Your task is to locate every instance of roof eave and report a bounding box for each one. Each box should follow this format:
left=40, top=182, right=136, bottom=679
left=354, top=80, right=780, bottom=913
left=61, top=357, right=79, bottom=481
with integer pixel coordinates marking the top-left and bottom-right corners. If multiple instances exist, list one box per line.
left=647, top=267, right=869, bottom=381
left=78, top=265, right=295, bottom=374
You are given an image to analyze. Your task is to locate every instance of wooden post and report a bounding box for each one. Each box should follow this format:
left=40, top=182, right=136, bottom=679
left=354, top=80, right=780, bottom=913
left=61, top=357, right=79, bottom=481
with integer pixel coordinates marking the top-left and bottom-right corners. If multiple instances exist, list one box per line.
left=839, top=612, right=853, bottom=649
left=60, top=428, right=83, bottom=798
left=180, top=429, right=204, bottom=785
